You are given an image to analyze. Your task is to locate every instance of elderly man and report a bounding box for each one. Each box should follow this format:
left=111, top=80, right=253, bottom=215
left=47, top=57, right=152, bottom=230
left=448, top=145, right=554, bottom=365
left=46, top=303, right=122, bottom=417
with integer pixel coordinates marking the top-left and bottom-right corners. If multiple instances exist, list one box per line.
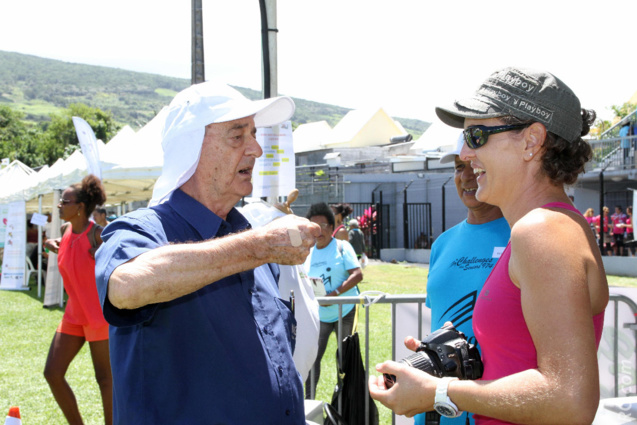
left=95, top=82, right=320, bottom=425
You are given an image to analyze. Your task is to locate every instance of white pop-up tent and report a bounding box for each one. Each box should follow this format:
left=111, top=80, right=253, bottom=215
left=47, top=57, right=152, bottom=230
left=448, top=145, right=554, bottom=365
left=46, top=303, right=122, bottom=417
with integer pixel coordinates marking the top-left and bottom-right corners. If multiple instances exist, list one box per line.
left=9, top=110, right=168, bottom=212
left=409, top=119, right=462, bottom=155
left=99, top=107, right=167, bottom=204
left=0, top=160, right=36, bottom=203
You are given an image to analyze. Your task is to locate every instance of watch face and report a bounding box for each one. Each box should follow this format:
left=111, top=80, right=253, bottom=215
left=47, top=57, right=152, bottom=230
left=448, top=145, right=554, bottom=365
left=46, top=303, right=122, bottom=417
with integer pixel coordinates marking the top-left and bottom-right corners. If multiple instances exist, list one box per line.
left=434, top=402, right=458, bottom=418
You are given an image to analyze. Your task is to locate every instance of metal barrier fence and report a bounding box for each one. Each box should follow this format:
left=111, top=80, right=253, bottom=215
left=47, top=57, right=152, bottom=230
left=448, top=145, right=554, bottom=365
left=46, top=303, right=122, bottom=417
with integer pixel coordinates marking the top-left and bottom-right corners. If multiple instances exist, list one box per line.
left=309, top=292, right=637, bottom=425
left=586, top=134, right=637, bottom=172
left=606, top=294, right=637, bottom=398
left=311, top=293, right=427, bottom=425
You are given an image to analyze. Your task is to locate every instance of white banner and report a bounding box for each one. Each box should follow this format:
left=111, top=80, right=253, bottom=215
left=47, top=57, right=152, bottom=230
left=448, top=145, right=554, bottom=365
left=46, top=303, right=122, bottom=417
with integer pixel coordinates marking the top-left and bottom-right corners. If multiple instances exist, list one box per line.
left=0, top=203, right=8, bottom=250
left=43, top=190, right=64, bottom=307
left=0, top=201, right=27, bottom=290
left=252, top=121, right=295, bottom=198
left=72, top=116, right=101, bottom=180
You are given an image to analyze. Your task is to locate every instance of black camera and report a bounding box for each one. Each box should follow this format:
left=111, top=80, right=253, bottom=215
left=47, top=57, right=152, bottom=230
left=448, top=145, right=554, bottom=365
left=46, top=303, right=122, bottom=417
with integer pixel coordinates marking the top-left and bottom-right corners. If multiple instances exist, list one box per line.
left=383, top=324, right=483, bottom=388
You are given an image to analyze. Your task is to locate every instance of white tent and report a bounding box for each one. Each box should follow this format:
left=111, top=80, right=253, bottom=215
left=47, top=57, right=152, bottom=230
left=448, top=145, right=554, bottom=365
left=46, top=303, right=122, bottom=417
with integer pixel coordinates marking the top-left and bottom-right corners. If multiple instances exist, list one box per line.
left=9, top=110, right=168, bottom=212
left=409, top=119, right=463, bottom=154
left=99, top=108, right=166, bottom=204
left=0, top=160, right=36, bottom=204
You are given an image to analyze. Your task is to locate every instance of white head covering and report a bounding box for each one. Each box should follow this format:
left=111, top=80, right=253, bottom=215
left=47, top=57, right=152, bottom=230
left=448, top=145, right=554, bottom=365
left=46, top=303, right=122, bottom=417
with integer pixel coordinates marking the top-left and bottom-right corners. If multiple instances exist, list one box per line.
left=149, top=81, right=295, bottom=206
left=439, top=132, right=465, bottom=164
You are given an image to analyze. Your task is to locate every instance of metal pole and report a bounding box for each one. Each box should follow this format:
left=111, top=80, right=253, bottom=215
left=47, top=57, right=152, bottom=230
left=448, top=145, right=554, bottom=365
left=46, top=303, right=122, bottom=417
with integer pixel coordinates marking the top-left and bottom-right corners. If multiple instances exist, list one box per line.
left=259, top=0, right=278, bottom=99
left=403, top=190, right=408, bottom=249
left=191, top=0, right=205, bottom=84
left=379, top=191, right=384, bottom=251
left=37, top=195, right=43, bottom=297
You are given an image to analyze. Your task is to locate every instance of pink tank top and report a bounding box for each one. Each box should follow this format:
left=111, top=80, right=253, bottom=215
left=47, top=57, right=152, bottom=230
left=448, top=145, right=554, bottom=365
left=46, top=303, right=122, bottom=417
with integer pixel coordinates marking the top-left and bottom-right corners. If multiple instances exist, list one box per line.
left=472, top=202, right=604, bottom=425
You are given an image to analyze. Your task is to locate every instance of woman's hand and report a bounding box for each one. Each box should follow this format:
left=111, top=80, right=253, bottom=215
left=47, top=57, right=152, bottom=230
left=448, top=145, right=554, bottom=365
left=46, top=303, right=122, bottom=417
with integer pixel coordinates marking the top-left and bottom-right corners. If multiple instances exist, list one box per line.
left=368, top=360, right=438, bottom=418
left=44, top=238, right=61, bottom=254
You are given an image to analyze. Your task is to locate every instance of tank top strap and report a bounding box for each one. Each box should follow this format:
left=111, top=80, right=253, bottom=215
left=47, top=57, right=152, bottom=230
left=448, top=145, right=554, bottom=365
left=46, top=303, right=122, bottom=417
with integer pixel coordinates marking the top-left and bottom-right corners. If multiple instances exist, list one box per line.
left=541, top=202, right=582, bottom=216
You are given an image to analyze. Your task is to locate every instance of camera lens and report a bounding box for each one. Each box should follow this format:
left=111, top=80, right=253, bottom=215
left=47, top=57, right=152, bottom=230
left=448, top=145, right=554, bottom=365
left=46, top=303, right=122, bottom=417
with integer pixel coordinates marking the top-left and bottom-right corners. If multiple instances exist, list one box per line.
left=401, top=352, right=439, bottom=376
left=382, top=351, right=440, bottom=388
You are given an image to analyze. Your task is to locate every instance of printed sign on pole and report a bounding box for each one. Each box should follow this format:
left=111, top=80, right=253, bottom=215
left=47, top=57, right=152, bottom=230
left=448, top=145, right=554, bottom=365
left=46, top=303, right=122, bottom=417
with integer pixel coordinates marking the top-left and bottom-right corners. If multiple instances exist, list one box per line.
left=0, top=203, right=8, bottom=250
left=0, top=201, right=27, bottom=290
left=72, top=116, right=101, bottom=180
left=251, top=121, right=295, bottom=199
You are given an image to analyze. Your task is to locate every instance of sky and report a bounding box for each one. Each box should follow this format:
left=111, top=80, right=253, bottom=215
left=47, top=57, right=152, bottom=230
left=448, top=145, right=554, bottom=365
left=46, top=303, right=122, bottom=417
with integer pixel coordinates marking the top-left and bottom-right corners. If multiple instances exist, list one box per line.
left=1, top=0, right=636, bottom=124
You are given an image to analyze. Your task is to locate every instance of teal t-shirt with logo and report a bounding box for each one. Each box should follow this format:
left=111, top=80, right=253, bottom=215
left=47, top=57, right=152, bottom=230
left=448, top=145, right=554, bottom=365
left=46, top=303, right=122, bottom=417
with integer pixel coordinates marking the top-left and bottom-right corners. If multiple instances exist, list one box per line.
left=416, top=217, right=510, bottom=425
left=304, top=238, right=360, bottom=323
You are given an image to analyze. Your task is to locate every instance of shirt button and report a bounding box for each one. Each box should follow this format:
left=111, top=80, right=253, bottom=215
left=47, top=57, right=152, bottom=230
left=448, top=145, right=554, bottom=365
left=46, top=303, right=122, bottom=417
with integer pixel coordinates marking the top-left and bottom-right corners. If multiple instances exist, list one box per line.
left=285, top=409, right=290, bottom=416
left=248, top=289, right=254, bottom=295
left=278, top=366, right=283, bottom=375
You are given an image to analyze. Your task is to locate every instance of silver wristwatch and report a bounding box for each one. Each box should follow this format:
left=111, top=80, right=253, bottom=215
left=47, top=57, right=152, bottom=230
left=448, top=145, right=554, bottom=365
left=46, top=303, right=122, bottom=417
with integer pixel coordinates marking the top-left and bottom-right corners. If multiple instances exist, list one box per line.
left=433, top=377, right=462, bottom=418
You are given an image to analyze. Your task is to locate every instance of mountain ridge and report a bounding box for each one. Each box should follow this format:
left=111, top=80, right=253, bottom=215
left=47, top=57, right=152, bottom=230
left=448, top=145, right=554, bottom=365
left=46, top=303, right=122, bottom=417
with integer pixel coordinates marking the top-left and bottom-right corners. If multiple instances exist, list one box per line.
left=0, top=50, right=429, bottom=137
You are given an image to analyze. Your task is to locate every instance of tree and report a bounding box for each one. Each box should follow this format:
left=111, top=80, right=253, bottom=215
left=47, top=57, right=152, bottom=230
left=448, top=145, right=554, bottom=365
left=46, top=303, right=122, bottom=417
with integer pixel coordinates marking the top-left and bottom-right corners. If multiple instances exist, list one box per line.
left=0, top=105, right=44, bottom=167
left=611, top=102, right=637, bottom=119
left=592, top=102, right=636, bottom=137
left=39, top=103, right=121, bottom=166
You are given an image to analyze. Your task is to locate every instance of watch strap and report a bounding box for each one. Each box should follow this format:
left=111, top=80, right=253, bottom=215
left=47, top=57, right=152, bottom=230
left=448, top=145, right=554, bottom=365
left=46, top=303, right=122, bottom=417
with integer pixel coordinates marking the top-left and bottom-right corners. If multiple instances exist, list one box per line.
left=433, top=377, right=461, bottom=418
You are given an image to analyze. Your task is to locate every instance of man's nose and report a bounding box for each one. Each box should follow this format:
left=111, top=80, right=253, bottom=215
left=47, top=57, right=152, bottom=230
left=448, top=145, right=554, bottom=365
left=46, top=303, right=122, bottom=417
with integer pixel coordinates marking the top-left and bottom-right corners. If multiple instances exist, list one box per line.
left=247, top=134, right=263, bottom=157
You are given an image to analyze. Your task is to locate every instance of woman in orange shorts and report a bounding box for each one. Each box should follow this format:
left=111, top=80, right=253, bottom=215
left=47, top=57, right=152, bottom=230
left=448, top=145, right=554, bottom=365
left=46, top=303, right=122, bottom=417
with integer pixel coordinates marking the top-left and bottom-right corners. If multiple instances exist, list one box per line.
left=44, top=175, right=111, bottom=425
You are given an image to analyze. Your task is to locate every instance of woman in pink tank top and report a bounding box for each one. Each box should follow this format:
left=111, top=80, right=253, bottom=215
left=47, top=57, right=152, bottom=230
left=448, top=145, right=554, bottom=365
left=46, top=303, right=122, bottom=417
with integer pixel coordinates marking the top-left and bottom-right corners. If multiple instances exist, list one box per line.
left=369, top=67, right=609, bottom=425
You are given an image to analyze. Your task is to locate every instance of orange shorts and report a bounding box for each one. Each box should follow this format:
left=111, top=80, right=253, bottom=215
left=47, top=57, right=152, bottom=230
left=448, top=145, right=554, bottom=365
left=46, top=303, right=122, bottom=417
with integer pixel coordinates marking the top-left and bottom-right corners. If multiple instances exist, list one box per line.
left=56, top=318, right=109, bottom=342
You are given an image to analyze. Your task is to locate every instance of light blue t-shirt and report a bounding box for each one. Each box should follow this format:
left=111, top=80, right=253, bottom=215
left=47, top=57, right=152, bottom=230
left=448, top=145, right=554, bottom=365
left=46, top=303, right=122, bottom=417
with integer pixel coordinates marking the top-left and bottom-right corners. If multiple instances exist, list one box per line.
left=416, top=217, right=510, bottom=425
left=619, top=124, right=631, bottom=149
left=304, top=238, right=360, bottom=323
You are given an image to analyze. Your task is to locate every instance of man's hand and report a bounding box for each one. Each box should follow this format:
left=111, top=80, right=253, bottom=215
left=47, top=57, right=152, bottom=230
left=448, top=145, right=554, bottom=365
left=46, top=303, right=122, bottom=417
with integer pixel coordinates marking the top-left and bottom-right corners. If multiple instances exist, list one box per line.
left=253, top=215, right=321, bottom=265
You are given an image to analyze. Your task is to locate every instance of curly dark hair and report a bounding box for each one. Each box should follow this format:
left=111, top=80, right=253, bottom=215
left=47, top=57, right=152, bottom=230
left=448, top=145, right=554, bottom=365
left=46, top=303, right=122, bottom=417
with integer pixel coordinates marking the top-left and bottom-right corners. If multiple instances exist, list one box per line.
left=330, top=203, right=353, bottom=219
left=306, top=202, right=335, bottom=228
left=502, top=109, right=595, bottom=185
left=70, top=174, right=107, bottom=216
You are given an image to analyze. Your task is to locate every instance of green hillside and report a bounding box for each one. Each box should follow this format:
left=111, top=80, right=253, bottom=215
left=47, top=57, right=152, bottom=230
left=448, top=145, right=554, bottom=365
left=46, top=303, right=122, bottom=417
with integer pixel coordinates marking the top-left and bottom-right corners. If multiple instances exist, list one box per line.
left=0, top=50, right=429, bottom=136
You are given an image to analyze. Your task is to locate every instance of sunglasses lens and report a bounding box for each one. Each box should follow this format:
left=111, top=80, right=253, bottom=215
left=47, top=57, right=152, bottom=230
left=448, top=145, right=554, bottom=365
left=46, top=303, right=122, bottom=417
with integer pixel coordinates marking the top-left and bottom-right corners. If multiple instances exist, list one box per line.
left=464, top=128, right=485, bottom=149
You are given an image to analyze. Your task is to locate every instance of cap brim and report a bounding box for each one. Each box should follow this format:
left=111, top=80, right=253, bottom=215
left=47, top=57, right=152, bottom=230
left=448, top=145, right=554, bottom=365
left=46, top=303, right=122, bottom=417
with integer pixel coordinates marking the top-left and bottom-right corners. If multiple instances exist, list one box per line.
left=436, top=97, right=507, bottom=130
left=439, top=151, right=457, bottom=164
left=253, top=96, right=296, bottom=128
left=214, top=96, right=295, bottom=128
left=438, top=132, right=465, bottom=164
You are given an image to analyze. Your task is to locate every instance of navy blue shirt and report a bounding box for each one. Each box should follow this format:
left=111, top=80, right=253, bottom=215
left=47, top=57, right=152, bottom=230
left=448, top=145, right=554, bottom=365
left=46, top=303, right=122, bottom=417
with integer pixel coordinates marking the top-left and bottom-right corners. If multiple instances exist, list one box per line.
left=95, top=189, right=304, bottom=425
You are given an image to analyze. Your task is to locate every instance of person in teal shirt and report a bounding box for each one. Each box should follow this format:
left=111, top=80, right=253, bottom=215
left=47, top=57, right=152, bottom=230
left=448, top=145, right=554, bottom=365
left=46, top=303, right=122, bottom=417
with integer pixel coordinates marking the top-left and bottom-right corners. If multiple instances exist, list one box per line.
left=304, top=202, right=363, bottom=399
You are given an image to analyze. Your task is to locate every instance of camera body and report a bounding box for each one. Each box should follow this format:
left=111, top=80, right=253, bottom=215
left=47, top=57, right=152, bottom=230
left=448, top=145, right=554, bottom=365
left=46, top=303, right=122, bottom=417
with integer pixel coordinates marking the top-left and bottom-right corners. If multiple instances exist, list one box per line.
left=383, top=324, right=483, bottom=388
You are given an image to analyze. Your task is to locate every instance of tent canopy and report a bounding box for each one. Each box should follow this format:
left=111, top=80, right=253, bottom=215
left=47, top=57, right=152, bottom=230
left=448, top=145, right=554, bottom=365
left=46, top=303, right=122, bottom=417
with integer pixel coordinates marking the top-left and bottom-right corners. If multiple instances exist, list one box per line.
left=1, top=110, right=167, bottom=213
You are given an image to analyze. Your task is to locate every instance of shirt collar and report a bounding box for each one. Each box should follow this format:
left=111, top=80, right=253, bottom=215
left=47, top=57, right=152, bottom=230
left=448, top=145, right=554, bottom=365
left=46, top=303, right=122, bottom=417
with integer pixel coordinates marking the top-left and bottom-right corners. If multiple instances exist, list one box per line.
left=167, top=189, right=250, bottom=240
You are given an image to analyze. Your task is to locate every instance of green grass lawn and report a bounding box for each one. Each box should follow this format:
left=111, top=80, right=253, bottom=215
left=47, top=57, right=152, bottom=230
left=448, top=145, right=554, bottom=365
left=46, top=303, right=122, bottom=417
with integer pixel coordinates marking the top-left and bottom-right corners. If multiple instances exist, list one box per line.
left=0, top=263, right=635, bottom=424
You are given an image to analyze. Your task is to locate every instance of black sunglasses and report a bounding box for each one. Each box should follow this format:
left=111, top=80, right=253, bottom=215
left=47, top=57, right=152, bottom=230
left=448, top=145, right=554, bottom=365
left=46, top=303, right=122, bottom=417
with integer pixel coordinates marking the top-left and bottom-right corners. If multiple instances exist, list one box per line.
left=463, top=123, right=531, bottom=149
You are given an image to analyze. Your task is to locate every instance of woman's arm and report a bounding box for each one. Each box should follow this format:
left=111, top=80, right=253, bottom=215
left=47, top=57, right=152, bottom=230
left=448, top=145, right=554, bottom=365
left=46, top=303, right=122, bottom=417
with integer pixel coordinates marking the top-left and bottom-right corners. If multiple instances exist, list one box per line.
left=327, top=267, right=362, bottom=297
left=335, top=227, right=349, bottom=241
left=44, top=237, right=61, bottom=254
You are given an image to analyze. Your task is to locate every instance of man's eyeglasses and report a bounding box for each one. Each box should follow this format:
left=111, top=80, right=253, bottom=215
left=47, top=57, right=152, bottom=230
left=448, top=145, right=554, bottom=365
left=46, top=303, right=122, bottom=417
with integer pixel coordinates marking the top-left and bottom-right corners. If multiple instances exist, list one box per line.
left=463, top=123, right=531, bottom=149
left=313, top=222, right=331, bottom=229
left=58, top=199, right=77, bottom=205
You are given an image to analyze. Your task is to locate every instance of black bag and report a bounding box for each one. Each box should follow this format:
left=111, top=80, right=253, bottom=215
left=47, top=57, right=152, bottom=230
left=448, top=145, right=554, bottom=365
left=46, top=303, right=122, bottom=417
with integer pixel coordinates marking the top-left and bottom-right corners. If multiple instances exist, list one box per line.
left=325, top=332, right=379, bottom=425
